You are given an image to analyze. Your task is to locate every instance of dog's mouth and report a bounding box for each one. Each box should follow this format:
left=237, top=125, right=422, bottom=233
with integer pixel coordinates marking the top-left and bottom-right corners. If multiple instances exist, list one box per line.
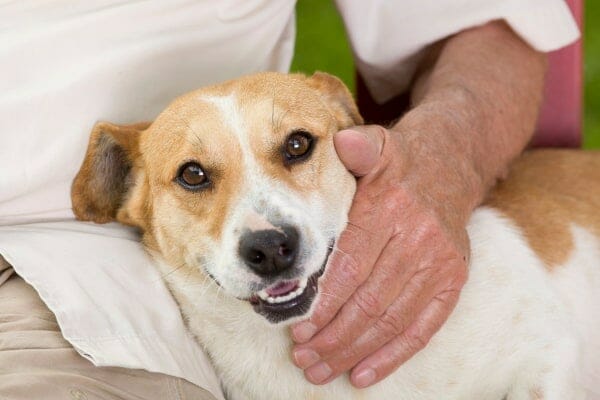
left=248, top=241, right=333, bottom=323
left=248, top=266, right=324, bottom=323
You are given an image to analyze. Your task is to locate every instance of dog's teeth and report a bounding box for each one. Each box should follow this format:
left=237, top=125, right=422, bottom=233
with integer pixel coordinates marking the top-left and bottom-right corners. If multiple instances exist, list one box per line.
left=277, top=292, right=292, bottom=303
left=275, top=295, right=288, bottom=303
left=256, top=280, right=309, bottom=304
left=257, top=290, right=269, bottom=301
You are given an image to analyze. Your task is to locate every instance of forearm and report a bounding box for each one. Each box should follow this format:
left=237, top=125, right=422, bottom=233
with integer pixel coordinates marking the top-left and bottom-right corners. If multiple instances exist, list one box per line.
left=394, top=20, right=547, bottom=226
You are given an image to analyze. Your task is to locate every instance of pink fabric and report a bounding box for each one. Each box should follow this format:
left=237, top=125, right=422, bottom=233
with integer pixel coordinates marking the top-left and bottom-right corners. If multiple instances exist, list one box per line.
left=532, top=0, right=583, bottom=147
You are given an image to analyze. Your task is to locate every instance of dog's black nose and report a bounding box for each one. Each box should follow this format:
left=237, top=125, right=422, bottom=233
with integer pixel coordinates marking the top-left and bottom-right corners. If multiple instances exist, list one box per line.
left=239, top=226, right=299, bottom=276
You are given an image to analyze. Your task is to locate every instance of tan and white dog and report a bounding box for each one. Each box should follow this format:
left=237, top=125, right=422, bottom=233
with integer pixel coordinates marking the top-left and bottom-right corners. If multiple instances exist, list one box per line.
left=72, top=72, right=600, bottom=400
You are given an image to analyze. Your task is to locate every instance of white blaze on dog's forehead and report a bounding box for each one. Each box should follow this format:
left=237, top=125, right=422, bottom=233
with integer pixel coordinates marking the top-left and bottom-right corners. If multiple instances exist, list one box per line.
left=200, top=94, right=275, bottom=206
left=200, top=93, right=259, bottom=171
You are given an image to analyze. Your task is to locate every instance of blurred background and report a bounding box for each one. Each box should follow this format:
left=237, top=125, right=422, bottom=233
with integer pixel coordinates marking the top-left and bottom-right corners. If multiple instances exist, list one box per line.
left=291, top=0, right=599, bottom=149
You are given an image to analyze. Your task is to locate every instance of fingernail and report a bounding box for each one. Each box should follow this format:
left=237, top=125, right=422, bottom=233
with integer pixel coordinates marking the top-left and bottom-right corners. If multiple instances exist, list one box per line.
left=352, top=368, right=376, bottom=388
left=306, top=362, right=332, bottom=384
left=292, top=322, right=317, bottom=343
left=293, top=349, right=320, bottom=369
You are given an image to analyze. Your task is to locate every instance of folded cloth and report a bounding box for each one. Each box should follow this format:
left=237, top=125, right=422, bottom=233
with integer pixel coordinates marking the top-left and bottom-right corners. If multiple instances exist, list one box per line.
left=0, top=221, right=225, bottom=400
left=0, top=267, right=217, bottom=400
left=0, top=256, right=13, bottom=286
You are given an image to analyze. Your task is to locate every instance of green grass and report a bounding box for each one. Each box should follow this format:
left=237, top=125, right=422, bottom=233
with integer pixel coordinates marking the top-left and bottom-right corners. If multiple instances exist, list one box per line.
left=291, top=0, right=354, bottom=91
left=293, top=0, right=599, bottom=149
left=584, top=3, right=600, bottom=148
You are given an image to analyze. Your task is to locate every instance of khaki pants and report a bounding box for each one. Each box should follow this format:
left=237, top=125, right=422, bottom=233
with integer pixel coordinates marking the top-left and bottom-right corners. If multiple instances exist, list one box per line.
left=0, top=258, right=217, bottom=400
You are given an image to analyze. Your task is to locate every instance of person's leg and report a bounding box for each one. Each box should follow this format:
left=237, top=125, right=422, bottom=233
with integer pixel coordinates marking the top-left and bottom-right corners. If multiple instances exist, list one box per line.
left=0, top=256, right=217, bottom=400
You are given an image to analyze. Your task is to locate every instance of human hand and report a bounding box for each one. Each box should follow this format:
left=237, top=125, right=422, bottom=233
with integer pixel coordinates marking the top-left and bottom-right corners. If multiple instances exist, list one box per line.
left=290, top=124, right=470, bottom=388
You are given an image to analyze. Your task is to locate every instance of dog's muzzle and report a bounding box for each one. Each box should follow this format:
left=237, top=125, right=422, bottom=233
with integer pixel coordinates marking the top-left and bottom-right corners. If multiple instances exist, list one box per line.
left=245, top=238, right=334, bottom=324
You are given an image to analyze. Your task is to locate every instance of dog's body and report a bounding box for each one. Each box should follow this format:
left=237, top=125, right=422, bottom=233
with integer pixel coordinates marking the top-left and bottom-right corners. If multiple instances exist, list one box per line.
left=72, top=72, right=600, bottom=400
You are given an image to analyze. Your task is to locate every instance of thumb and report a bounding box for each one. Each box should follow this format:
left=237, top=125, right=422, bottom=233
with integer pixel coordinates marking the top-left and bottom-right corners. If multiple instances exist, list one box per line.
left=333, top=125, right=385, bottom=177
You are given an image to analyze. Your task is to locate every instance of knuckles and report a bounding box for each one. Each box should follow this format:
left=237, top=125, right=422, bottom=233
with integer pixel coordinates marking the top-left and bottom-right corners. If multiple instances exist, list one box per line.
left=403, top=326, right=430, bottom=354
left=325, top=321, right=355, bottom=351
left=336, top=250, right=368, bottom=288
left=377, top=187, right=413, bottom=218
left=375, top=310, right=408, bottom=337
left=409, top=212, right=445, bottom=246
left=353, top=289, right=385, bottom=320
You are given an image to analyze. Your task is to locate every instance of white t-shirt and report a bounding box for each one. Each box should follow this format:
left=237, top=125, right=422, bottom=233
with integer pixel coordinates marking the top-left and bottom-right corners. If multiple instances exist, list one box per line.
left=0, top=1, right=579, bottom=398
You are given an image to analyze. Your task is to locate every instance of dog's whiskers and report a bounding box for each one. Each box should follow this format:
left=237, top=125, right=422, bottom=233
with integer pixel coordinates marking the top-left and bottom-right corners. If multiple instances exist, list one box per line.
left=162, top=262, right=188, bottom=279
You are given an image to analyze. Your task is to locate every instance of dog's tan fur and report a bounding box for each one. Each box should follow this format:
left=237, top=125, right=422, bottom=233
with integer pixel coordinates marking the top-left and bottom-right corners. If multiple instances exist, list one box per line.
left=485, top=150, right=600, bottom=268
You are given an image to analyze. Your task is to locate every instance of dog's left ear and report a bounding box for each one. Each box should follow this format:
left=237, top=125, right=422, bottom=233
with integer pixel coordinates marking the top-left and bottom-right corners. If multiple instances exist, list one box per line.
left=307, top=72, right=364, bottom=128
left=71, top=121, right=151, bottom=225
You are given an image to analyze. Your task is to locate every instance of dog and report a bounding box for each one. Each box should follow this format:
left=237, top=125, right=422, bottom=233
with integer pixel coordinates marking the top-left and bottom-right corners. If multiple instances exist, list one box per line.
left=72, top=72, right=600, bottom=400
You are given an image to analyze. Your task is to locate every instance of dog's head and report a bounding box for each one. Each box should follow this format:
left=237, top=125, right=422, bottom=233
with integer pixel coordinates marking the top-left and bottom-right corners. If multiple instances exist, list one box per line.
left=72, top=72, right=362, bottom=324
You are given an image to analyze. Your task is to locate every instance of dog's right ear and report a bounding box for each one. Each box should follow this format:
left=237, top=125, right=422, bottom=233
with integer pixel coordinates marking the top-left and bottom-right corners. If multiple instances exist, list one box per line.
left=306, top=72, right=364, bottom=128
left=71, top=121, right=150, bottom=224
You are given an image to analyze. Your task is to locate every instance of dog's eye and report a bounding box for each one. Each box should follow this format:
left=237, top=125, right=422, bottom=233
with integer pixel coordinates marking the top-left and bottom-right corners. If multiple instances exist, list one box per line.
left=284, top=130, right=314, bottom=163
left=176, top=162, right=209, bottom=190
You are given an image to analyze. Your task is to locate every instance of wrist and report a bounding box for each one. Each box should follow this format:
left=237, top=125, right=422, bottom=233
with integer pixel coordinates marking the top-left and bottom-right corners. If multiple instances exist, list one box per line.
left=390, top=102, right=487, bottom=224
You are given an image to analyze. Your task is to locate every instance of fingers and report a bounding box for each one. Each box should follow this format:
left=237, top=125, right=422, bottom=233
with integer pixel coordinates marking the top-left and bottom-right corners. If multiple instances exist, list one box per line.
left=292, top=230, right=467, bottom=385
left=349, top=289, right=461, bottom=388
left=293, top=233, right=416, bottom=362
left=295, top=262, right=452, bottom=385
left=291, top=186, right=414, bottom=345
left=292, top=209, right=457, bottom=359
left=298, top=260, right=445, bottom=366
left=291, top=125, right=393, bottom=344
left=333, top=125, right=386, bottom=177
left=291, top=196, right=393, bottom=343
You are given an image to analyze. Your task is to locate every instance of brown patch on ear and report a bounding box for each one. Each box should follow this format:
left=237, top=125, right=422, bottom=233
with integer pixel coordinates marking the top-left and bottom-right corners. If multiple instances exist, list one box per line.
left=71, top=121, right=150, bottom=224
left=485, top=150, right=600, bottom=269
left=115, top=170, right=152, bottom=229
left=306, top=72, right=363, bottom=128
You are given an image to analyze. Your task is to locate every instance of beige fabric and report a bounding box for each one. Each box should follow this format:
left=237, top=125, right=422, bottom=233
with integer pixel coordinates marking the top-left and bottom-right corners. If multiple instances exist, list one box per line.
left=0, top=223, right=225, bottom=398
left=0, top=265, right=217, bottom=400
left=0, top=256, right=13, bottom=286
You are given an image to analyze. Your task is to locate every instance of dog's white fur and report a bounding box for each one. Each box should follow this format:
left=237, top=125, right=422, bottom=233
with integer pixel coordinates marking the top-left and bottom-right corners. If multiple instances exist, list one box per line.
left=72, top=72, right=600, bottom=400
left=170, top=210, right=599, bottom=400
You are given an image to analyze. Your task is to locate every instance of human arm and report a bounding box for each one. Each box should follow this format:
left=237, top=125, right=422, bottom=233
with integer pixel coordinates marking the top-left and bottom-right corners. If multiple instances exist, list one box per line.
left=290, top=20, right=547, bottom=387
